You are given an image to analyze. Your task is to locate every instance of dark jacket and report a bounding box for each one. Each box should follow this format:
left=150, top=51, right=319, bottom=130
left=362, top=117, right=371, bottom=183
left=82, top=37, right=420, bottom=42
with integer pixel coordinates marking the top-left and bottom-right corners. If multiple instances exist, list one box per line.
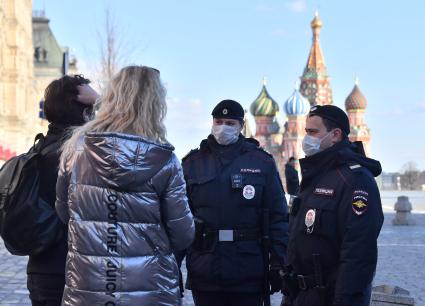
left=55, top=132, right=195, bottom=306
left=182, top=135, right=288, bottom=293
left=287, top=140, right=384, bottom=306
left=27, top=123, right=69, bottom=275
left=285, top=163, right=299, bottom=195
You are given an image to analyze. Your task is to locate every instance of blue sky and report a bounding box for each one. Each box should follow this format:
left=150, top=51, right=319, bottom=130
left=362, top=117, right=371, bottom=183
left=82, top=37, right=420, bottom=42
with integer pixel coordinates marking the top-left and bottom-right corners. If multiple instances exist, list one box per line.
left=33, top=0, right=425, bottom=172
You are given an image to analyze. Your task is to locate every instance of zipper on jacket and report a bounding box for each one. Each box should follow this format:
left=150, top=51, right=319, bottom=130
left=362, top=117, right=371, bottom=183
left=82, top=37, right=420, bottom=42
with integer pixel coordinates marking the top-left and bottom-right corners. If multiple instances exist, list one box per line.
left=140, top=231, right=160, bottom=256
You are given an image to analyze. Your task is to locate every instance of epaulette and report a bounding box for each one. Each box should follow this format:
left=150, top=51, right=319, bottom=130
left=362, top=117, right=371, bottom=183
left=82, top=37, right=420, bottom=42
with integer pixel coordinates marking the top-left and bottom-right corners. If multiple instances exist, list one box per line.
left=348, top=163, right=362, bottom=171
left=255, top=146, right=274, bottom=159
left=245, top=137, right=260, bottom=146
left=182, top=148, right=200, bottom=162
left=243, top=138, right=274, bottom=159
left=245, top=138, right=271, bottom=154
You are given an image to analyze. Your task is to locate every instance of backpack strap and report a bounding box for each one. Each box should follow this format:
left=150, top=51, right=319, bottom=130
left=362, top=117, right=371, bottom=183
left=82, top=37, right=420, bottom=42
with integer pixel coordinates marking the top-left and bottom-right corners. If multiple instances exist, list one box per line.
left=32, top=133, right=61, bottom=156
left=32, top=133, right=46, bottom=154
left=40, top=140, right=60, bottom=156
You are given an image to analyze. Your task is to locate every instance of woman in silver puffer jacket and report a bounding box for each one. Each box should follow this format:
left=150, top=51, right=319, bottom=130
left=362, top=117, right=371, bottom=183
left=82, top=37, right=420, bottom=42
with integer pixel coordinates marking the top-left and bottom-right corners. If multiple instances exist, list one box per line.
left=55, top=66, right=195, bottom=306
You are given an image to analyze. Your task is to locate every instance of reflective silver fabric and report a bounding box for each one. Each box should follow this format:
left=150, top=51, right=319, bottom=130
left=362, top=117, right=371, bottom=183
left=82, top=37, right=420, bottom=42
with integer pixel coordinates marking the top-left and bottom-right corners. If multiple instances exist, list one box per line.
left=56, top=132, right=195, bottom=306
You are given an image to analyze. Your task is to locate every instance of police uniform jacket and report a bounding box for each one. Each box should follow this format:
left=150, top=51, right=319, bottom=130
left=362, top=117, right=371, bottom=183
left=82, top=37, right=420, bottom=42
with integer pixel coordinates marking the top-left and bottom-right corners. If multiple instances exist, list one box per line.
left=55, top=132, right=195, bottom=306
left=182, top=135, right=288, bottom=293
left=287, top=139, right=384, bottom=306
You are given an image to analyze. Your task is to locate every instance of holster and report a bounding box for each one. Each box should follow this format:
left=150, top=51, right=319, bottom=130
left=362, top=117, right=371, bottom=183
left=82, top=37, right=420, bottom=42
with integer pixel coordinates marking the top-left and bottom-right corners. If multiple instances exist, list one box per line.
left=192, top=218, right=217, bottom=252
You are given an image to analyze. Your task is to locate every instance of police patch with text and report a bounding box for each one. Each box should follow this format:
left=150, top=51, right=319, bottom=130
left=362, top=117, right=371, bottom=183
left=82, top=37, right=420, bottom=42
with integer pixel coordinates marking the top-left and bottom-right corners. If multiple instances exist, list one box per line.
left=352, top=190, right=368, bottom=216
left=314, top=187, right=334, bottom=196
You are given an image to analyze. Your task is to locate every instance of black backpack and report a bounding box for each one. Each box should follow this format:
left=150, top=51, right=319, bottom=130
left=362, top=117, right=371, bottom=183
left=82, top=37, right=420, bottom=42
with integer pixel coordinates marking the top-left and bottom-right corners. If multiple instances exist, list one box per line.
left=0, top=133, right=64, bottom=256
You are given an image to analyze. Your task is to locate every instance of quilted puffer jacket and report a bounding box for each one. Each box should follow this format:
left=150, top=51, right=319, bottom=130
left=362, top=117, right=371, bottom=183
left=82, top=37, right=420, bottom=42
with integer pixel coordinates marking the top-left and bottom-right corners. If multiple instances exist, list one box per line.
left=55, top=132, right=195, bottom=306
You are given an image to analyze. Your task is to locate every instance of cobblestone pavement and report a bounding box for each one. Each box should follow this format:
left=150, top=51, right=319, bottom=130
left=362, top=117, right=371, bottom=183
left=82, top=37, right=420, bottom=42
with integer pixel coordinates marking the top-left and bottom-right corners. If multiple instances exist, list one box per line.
left=373, top=213, right=425, bottom=306
left=1, top=213, right=424, bottom=306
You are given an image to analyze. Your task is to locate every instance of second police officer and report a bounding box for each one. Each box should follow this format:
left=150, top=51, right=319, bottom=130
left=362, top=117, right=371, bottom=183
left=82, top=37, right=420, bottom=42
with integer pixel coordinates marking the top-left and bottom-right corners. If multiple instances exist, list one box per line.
left=182, top=99, right=289, bottom=306
left=284, top=105, right=384, bottom=306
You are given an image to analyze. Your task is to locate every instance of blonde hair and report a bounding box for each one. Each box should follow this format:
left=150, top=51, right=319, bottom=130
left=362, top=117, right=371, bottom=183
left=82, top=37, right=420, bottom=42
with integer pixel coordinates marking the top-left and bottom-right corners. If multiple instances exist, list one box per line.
left=61, top=65, right=168, bottom=161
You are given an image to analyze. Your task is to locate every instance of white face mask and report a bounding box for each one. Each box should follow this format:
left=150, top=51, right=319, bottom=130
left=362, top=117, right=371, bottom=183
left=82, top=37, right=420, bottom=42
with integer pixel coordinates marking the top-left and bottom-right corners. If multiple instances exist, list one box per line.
left=302, top=132, right=332, bottom=157
left=211, top=124, right=240, bottom=145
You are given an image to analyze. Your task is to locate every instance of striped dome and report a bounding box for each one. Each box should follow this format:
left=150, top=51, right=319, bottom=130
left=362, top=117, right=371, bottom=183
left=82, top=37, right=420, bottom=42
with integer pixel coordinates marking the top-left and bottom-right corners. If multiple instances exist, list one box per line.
left=250, top=83, right=279, bottom=117
left=284, top=89, right=310, bottom=116
left=345, top=84, right=367, bottom=111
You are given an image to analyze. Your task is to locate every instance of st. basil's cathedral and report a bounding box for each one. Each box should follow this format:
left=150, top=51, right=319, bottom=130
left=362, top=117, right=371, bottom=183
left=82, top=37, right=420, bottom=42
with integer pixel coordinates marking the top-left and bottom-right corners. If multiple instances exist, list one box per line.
left=247, top=12, right=371, bottom=178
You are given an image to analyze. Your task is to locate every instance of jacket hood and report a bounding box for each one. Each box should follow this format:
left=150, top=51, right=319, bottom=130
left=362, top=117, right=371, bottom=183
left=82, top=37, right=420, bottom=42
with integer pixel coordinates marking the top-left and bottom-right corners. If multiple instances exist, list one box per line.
left=337, top=140, right=382, bottom=177
left=83, top=132, right=174, bottom=189
left=301, top=139, right=382, bottom=178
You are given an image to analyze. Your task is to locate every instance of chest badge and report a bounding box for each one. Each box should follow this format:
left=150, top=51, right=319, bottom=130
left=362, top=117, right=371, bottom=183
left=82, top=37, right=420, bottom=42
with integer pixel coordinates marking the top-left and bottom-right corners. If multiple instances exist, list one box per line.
left=305, top=209, right=316, bottom=234
left=243, top=185, right=255, bottom=200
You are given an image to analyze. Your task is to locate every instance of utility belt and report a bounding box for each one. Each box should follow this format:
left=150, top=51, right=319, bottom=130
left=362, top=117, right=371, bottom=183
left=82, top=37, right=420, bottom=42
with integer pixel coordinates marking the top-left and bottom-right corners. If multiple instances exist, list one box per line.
left=207, top=228, right=260, bottom=242
left=286, top=254, right=334, bottom=294
left=193, top=218, right=260, bottom=252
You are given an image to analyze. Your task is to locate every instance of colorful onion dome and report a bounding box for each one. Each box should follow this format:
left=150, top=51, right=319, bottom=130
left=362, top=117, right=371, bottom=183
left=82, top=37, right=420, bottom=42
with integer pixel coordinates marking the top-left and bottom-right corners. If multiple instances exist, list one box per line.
left=250, top=78, right=279, bottom=117
left=284, top=86, right=311, bottom=116
left=345, top=81, right=367, bottom=111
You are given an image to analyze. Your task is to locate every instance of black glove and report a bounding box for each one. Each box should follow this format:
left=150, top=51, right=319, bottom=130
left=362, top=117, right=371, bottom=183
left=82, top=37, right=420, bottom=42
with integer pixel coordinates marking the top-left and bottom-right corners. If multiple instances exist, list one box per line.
left=281, top=266, right=299, bottom=302
left=269, top=266, right=283, bottom=294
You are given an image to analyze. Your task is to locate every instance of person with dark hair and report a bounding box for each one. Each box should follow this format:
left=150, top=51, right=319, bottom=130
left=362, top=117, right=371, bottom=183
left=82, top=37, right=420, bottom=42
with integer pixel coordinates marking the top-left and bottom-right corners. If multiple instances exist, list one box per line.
left=27, top=75, right=98, bottom=306
left=284, top=105, right=383, bottom=306
left=43, top=74, right=94, bottom=125
left=285, top=157, right=299, bottom=196
left=182, top=99, right=288, bottom=306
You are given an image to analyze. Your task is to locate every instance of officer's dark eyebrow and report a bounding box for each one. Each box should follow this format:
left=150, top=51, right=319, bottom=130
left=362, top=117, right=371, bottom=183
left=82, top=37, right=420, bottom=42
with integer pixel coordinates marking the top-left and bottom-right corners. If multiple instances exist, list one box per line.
left=305, top=128, right=319, bottom=133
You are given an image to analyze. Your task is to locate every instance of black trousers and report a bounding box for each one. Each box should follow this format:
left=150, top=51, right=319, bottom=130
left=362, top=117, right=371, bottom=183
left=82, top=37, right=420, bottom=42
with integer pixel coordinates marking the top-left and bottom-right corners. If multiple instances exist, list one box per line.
left=192, top=290, right=263, bottom=306
left=27, top=273, right=64, bottom=306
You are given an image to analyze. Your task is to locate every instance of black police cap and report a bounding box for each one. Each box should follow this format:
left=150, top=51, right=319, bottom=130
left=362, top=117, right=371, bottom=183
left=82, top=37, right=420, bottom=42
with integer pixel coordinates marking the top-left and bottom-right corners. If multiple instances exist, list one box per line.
left=308, top=105, right=350, bottom=135
left=211, top=99, right=245, bottom=122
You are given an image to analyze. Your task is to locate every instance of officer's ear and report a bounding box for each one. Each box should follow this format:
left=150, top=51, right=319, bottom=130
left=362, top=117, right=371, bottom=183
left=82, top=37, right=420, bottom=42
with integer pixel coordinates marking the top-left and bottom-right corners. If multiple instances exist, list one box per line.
left=238, top=120, right=245, bottom=131
left=331, top=128, right=343, bottom=143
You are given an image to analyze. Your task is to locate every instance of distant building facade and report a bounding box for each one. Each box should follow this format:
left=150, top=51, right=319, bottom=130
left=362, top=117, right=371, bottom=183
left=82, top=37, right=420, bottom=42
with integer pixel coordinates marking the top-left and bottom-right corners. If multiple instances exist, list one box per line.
left=0, top=5, right=77, bottom=166
left=0, top=0, right=35, bottom=162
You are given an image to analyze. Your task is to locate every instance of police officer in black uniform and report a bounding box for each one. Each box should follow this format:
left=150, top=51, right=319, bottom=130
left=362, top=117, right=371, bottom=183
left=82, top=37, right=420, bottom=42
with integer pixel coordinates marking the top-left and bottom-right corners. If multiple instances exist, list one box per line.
left=182, top=99, right=289, bottom=306
left=284, top=105, right=384, bottom=306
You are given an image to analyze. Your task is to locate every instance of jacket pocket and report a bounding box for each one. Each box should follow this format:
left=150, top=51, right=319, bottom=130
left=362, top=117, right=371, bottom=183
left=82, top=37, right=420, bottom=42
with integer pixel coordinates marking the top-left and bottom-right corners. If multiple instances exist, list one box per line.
left=236, top=241, right=264, bottom=281
left=187, top=175, right=216, bottom=209
left=186, top=249, right=215, bottom=282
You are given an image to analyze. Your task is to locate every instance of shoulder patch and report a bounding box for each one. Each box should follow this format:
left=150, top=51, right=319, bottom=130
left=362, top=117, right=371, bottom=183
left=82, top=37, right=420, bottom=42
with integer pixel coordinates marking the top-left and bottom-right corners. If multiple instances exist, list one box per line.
left=352, top=189, right=368, bottom=216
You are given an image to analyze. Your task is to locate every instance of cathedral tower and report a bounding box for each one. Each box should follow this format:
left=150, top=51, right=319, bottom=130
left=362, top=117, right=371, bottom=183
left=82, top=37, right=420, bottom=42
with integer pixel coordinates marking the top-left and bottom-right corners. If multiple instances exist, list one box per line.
left=345, top=79, right=371, bottom=155
left=250, top=78, right=284, bottom=175
left=283, top=84, right=310, bottom=161
left=300, top=11, right=333, bottom=106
